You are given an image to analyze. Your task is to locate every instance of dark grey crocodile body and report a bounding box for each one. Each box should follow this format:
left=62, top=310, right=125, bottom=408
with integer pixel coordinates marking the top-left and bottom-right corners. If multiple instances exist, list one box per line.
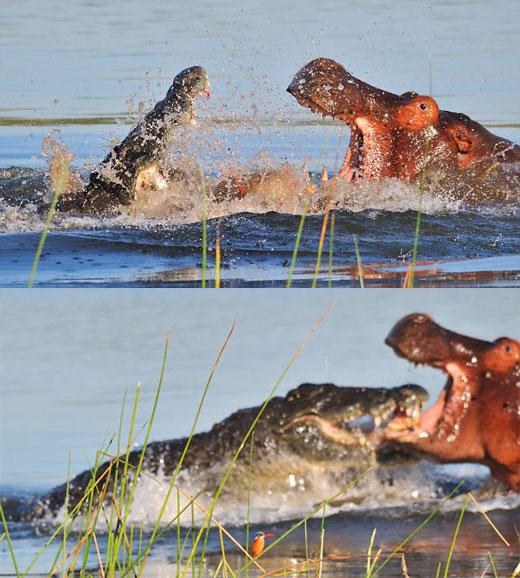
left=57, top=66, right=209, bottom=213
left=26, top=382, right=427, bottom=520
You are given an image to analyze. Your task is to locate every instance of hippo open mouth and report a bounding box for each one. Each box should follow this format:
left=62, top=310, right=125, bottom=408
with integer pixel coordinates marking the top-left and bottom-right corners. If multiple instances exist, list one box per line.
left=383, top=313, right=520, bottom=490
left=384, top=313, right=520, bottom=444
left=287, top=58, right=520, bottom=186
left=287, top=58, right=440, bottom=182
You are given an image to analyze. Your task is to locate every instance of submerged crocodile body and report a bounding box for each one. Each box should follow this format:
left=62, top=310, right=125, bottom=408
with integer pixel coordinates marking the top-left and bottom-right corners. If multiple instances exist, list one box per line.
left=56, top=66, right=210, bottom=214
left=27, top=382, right=426, bottom=521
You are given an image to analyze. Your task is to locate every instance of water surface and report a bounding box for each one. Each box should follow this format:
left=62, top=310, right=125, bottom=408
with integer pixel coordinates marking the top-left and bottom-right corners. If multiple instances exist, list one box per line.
left=1, top=0, right=519, bottom=287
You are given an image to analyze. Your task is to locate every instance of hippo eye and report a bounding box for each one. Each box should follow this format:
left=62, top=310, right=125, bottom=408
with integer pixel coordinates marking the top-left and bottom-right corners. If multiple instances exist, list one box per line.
left=419, top=103, right=428, bottom=111
left=504, top=344, right=512, bottom=353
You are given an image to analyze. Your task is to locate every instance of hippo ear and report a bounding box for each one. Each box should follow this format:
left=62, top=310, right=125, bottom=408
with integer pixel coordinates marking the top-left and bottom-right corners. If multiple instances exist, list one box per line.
left=447, top=125, right=473, bottom=154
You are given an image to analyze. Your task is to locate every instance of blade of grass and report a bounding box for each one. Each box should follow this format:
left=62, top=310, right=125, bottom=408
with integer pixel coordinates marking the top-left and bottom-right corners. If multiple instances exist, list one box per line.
left=303, top=520, right=310, bottom=578
left=468, top=492, right=510, bottom=546
left=317, top=506, right=326, bottom=578
left=311, top=169, right=332, bottom=288
left=218, top=528, right=237, bottom=578
left=198, top=165, right=208, bottom=288
left=328, top=213, right=335, bottom=288
left=443, top=493, right=470, bottom=578
left=366, top=528, right=377, bottom=578
left=212, top=560, right=224, bottom=578
left=62, top=453, right=71, bottom=578
left=28, top=144, right=72, bottom=287
left=245, top=431, right=255, bottom=577
left=92, top=531, right=106, bottom=578
left=405, top=126, right=434, bottom=288
left=311, top=200, right=331, bottom=288
left=286, top=184, right=313, bottom=288
left=215, top=221, right=221, bottom=289
left=400, top=554, right=410, bottom=578
left=0, top=503, right=21, bottom=577
left=177, top=489, right=182, bottom=578
left=352, top=235, right=365, bottom=288
left=371, top=480, right=465, bottom=577
left=487, top=552, right=498, bottom=578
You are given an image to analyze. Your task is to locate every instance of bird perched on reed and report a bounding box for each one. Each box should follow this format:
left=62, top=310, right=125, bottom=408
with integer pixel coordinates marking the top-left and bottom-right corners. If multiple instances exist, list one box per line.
left=250, top=531, right=274, bottom=557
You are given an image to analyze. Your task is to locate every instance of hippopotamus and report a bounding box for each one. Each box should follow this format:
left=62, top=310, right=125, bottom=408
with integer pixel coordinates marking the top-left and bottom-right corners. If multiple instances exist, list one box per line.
left=384, top=313, right=520, bottom=491
left=56, top=66, right=210, bottom=213
left=287, top=58, right=520, bottom=201
left=19, top=382, right=426, bottom=521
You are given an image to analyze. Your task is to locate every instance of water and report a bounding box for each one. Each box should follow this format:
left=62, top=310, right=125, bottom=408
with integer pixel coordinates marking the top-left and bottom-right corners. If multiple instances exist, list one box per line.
left=1, top=291, right=519, bottom=576
left=1, top=0, right=520, bottom=287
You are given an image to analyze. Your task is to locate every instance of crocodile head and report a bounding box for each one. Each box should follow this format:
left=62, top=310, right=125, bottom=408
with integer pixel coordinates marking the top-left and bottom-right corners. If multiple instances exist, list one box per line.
left=263, top=382, right=428, bottom=464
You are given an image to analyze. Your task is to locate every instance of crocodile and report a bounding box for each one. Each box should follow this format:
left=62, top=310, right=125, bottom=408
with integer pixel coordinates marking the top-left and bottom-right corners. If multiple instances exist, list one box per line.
left=23, top=382, right=427, bottom=521
left=56, top=66, right=210, bottom=214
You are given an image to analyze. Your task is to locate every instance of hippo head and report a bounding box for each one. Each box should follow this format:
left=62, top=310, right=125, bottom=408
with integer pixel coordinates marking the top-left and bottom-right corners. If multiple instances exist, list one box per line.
left=287, top=58, right=440, bottom=181
left=288, top=58, right=520, bottom=184
left=384, top=313, right=520, bottom=456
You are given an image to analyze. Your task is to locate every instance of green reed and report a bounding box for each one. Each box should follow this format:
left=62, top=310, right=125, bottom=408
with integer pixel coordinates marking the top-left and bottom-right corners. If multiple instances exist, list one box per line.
left=286, top=184, right=313, bottom=288
left=215, top=221, right=222, bottom=288
left=353, top=235, right=365, bottom=288
left=443, top=494, right=470, bottom=578
left=28, top=142, right=72, bottom=288
left=199, top=165, right=208, bottom=288
left=405, top=127, right=434, bottom=288
left=311, top=201, right=331, bottom=288
left=328, top=213, right=335, bottom=288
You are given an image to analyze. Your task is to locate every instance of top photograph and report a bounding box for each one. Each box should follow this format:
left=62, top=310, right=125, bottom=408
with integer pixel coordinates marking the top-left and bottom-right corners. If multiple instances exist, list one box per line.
left=1, top=0, right=519, bottom=287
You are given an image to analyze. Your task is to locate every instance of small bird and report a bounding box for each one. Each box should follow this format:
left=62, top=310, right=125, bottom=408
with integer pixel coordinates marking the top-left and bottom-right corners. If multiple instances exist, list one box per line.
left=250, top=531, right=274, bottom=557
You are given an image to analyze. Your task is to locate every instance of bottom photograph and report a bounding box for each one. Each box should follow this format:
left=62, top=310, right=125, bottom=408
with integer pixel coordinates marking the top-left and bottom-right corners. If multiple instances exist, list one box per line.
left=0, top=290, right=519, bottom=578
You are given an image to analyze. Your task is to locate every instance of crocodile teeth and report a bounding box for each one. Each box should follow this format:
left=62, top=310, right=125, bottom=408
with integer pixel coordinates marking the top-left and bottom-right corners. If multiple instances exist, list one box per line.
left=387, top=420, right=408, bottom=432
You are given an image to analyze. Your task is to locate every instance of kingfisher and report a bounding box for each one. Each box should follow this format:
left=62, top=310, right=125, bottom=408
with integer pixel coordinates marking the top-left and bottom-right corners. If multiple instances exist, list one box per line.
left=250, top=531, right=274, bottom=557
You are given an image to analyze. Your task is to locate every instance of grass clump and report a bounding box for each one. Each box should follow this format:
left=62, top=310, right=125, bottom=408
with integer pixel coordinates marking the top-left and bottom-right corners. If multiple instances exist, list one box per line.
left=28, top=133, right=72, bottom=288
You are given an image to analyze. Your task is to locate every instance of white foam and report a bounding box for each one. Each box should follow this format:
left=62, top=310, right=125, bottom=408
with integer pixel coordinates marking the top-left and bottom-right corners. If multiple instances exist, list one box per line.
left=39, top=458, right=519, bottom=532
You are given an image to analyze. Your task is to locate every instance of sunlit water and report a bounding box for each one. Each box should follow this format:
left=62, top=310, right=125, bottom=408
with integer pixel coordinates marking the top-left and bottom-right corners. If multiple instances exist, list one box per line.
left=1, top=291, right=519, bottom=575
left=1, top=0, right=520, bottom=286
